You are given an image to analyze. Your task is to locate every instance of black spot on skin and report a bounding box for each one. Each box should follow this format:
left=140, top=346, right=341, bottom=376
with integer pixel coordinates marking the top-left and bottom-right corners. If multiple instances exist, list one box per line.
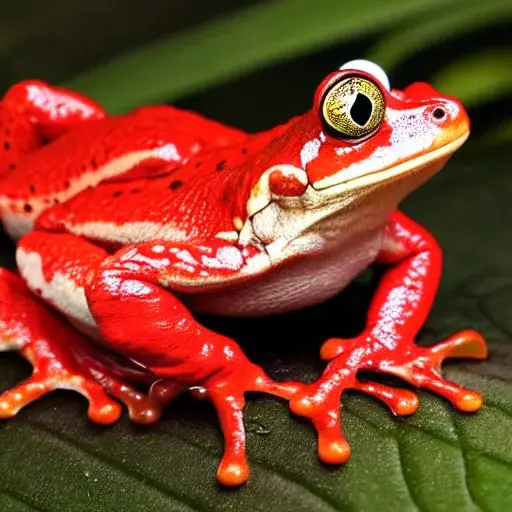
left=64, top=181, right=70, bottom=189
left=91, top=157, right=98, bottom=169
left=53, top=198, right=60, bottom=204
left=241, top=148, right=248, bottom=155
left=35, top=288, right=42, bottom=295
left=29, top=185, right=36, bottom=193
left=216, top=159, right=227, bottom=171
left=221, top=189, right=230, bottom=204
left=130, top=188, right=142, bottom=194
left=169, top=180, right=183, bottom=190
left=4, top=141, right=10, bottom=150
left=9, top=163, right=16, bottom=170
left=23, top=203, right=33, bottom=212
left=113, top=191, right=123, bottom=198
left=196, top=161, right=202, bottom=168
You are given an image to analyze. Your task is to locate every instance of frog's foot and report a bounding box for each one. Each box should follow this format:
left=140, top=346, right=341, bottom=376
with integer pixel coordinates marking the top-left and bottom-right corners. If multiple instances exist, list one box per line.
left=0, top=269, right=160, bottom=424
left=290, top=329, right=487, bottom=465
left=376, top=330, right=488, bottom=411
left=149, top=365, right=301, bottom=487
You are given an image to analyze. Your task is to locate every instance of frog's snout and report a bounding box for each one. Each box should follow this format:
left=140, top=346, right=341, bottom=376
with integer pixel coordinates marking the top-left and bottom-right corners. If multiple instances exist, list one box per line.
left=435, top=98, right=470, bottom=139
left=425, top=96, right=471, bottom=150
left=402, top=82, right=470, bottom=139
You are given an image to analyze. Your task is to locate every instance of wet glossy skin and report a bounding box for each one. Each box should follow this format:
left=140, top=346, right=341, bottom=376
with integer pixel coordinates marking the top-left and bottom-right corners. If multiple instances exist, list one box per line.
left=0, top=61, right=487, bottom=486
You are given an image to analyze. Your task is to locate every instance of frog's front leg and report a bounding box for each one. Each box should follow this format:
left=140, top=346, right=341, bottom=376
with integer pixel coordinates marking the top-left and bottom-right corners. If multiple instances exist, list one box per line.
left=290, top=210, right=488, bottom=464
left=81, top=238, right=301, bottom=486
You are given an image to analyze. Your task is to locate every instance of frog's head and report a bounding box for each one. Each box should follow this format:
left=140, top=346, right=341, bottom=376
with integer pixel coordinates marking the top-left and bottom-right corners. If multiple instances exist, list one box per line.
left=305, top=59, right=469, bottom=190
left=242, top=60, right=469, bottom=258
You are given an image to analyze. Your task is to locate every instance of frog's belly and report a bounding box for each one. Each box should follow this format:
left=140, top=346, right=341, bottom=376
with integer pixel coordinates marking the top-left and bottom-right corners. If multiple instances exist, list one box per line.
left=189, top=229, right=383, bottom=317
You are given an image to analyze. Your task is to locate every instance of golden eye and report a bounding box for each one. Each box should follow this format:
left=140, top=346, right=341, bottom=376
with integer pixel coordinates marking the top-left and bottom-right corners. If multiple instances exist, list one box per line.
left=321, top=76, right=385, bottom=139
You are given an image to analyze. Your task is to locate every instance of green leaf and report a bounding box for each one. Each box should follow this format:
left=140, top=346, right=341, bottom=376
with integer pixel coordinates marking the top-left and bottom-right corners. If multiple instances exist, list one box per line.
left=367, top=0, right=512, bottom=71
left=1, top=142, right=511, bottom=511
left=431, top=49, right=512, bottom=107
left=65, top=0, right=471, bottom=113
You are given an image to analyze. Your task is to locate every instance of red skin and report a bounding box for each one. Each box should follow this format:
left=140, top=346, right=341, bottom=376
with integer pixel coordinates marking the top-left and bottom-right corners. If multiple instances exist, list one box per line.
left=0, top=268, right=161, bottom=424
left=0, top=73, right=487, bottom=486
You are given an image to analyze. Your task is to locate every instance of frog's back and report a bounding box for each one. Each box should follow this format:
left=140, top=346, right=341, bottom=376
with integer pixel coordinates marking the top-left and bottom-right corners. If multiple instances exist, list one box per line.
left=29, top=119, right=290, bottom=248
left=0, top=105, right=246, bottom=239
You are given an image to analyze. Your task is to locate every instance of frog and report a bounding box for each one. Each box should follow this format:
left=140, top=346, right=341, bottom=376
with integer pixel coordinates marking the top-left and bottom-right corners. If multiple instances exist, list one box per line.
left=0, top=59, right=488, bottom=486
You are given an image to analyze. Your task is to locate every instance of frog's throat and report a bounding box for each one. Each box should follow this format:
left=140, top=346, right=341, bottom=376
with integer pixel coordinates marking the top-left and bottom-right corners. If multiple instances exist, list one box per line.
left=239, top=131, right=468, bottom=261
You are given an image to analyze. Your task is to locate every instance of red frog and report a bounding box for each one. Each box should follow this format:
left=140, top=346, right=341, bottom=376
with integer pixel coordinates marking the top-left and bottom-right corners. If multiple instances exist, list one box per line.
left=0, top=59, right=487, bottom=486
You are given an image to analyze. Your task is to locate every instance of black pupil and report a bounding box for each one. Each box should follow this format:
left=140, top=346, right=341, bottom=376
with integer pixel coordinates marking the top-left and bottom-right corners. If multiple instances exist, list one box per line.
left=350, top=93, right=373, bottom=126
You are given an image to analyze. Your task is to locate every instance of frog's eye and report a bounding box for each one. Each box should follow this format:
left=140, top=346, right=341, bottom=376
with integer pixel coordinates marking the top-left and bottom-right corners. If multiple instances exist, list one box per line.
left=321, top=75, right=386, bottom=139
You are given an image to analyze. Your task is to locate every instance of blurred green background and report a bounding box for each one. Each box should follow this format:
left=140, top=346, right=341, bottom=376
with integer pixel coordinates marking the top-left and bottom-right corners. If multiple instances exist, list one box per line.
left=1, top=0, right=510, bottom=136
left=1, top=1, right=512, bottom=511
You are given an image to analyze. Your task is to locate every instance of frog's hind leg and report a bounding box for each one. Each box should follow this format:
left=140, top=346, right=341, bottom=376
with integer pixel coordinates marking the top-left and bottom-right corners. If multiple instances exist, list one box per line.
left=0, top=255, right=161, bottom=424
left=0, top=81, right=106, bottom=179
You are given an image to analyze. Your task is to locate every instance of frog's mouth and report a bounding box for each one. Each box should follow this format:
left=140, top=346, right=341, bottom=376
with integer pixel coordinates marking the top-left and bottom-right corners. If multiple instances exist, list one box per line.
left=240, top=130, right=468, bottom=260
left=311, top=130, right=469, bottom=192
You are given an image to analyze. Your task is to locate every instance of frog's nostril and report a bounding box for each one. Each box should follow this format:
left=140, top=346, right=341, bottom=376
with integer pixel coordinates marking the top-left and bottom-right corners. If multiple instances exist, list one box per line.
left=432, top=107, right=446, bottom=120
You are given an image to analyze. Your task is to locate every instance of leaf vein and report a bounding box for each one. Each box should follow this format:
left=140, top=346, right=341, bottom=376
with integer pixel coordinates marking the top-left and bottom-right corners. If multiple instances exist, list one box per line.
left=395, top=438, right=422, bottom=512
left=29, top=418, right=340, bottom=512
left=458, top=366, right=512, bottom=387
left=345, top=401, right=512, bottom=510
left=26, top=420, right=203, bottom=512
left=450, top=414, right=490, bottom=512
left=0, top=487, right=47, bottom=512
left=169, top=430, right=342, bottom=511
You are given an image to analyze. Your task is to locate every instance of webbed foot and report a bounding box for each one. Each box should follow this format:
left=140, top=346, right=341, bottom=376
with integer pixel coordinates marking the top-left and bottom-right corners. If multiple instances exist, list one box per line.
left=289, top=329, right=487, bottom=464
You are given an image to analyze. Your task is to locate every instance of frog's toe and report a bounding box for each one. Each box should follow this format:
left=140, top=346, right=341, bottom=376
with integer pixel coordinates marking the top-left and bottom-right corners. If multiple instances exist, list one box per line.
left=89, top=366, right=162, bottom=424
left=354, top=381, right=419, bottom=416
left=201, top=363, right=301, bottom=486
left=0, top=378, right=51, bottom=419
left=289, top=384, right=352, bottom=465
left=378, top=329, right=487, bottom=412
left=0, top=268, right=161, bottom=423
left=0, top=371, right=123, bottom=424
